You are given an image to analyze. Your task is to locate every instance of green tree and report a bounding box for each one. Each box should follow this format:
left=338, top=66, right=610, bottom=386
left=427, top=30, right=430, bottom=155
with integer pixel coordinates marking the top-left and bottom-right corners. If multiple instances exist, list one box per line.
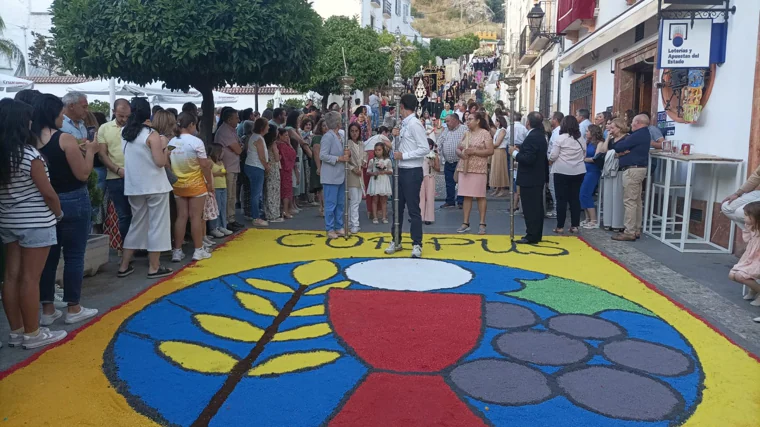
left=295, top=16, right=390, bottom=110
left=377, top=31, right=433, bottom=80
left=88, top=100, right=110, bottom=116
left=266, top=98, right=305, bottom=110
left=429, top=34, right=480, bottom=60
left=0, top=15, right=25, bottom=74
left=28, top=32, right=64, bottom=76
left=486, top=0, right=505, bottom=23
left=51, top=0, right=321, bottom=142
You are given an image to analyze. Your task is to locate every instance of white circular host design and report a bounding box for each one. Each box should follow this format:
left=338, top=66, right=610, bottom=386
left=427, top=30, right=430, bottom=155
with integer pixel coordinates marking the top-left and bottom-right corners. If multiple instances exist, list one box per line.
left=345, top=259, right=473, bottom=291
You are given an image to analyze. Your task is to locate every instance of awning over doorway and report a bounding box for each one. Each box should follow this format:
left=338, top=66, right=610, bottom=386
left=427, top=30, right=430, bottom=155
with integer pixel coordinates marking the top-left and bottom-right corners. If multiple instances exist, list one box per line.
left=558, top=0, right=658, bottom=69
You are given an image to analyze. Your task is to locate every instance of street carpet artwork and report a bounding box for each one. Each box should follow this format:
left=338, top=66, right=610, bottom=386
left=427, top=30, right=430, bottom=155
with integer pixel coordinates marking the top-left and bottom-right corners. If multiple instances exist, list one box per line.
left=1, top=230, right=759, bottom=427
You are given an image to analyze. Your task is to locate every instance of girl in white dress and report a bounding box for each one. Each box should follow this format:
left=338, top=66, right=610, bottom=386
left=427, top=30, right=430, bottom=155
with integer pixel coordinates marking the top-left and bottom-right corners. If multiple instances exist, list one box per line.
left=367, top=142, right=392, bottom=224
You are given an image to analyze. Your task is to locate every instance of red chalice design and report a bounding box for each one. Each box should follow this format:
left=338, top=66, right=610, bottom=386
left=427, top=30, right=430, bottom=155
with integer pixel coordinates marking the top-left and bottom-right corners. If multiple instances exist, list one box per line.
left=327, top=289, right=487, bottom=427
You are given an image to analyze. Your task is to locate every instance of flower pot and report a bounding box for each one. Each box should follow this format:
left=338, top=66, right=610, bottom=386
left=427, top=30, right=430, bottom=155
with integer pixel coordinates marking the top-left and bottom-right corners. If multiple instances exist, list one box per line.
left=55, top=234, right=110, bottom=285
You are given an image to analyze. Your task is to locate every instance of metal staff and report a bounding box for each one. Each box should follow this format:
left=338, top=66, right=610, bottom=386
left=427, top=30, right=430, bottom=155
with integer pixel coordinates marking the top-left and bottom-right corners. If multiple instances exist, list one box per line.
left=340, top=74, right=354, bottom=240
left=379, top=27, right=415, bottom=247
left=503, top=75, right=521, bottom=242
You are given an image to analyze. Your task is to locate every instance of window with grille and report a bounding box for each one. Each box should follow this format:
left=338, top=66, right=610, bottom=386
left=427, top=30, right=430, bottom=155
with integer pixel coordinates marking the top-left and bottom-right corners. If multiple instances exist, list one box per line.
left=569, top=74, right=594, bottom=116
left=539, top=62, right=554, bottom=117
left=396, top=0, right=402, bottom=16
left=403, top=5, right=408, bottom=23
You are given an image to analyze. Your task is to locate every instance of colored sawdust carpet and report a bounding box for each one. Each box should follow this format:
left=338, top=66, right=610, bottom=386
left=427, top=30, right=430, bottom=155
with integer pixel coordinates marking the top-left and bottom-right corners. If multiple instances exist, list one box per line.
left=1, top=230, right=759, bottom=427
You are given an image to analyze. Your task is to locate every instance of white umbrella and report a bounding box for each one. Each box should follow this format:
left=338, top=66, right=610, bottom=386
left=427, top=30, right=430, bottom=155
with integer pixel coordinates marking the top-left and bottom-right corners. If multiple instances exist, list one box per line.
left=0, top=74, right=33, bottom=93
left=67, top=79, right=141, bottom=96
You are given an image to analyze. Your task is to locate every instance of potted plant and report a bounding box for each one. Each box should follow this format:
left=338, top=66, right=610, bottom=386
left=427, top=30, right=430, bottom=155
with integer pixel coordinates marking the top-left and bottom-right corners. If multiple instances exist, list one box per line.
left=55, top=171, right=110, bottom=283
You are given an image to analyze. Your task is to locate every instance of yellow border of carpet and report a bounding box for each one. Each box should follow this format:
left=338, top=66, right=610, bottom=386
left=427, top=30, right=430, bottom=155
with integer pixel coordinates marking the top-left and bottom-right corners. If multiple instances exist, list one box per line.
left=0, top=230, right=758, bottom=426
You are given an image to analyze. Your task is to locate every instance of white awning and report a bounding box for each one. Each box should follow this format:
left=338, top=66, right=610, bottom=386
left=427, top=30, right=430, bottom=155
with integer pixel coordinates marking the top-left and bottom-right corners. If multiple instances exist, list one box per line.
left=67, top=79, right=237, bottom=105
left=0, top=74, right=33, bottom=90
left=558, top=0, right=658, bottom=69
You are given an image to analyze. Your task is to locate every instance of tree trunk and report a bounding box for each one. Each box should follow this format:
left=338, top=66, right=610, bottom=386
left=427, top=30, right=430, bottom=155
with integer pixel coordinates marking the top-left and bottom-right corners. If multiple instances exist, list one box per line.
left=197, top=83, right=215, bottom=145
left=321, top=94, right=329, bottom=112
left=254, top=84, right=259, bottom=112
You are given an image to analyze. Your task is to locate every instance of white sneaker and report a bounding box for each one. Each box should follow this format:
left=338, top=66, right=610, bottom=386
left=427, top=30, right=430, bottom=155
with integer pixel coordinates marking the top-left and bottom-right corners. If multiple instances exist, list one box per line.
left=203, top=236, right=216, bottom=246
left=743, top=288, right=759, bottom=300
left=218, top=227, right=233, bottom=236
left=350, top=228, right=360, bottom=234
left=40, top=309, right=62, bottom=326
left=193, top=247, right=212, bottom=261
left=411, top=245, right=422, bottom=258
left=171, top=249, right=185, bottom=262
left=8, top=331, right=23, bottom=347
left=22, top=327, right=67, bottom=350
left=210, top=228, right=225, bottom=238
left=54, top=286, right=67, bottom=308
left=751, top=295, right=760, bottom=307
left=384, top=241, right=403, bottom=255
left=65, top=306, right=98, bottom=324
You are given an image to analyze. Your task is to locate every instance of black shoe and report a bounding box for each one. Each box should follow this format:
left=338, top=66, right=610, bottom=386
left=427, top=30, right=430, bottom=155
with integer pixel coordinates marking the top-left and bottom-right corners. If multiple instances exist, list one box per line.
left=117, top=264, right=135, bottom=278
left=515, top=238, right=536, bottom=244
left=439, top=203, right=455, bottom=209
left=227, top=222, right=244, bottom=232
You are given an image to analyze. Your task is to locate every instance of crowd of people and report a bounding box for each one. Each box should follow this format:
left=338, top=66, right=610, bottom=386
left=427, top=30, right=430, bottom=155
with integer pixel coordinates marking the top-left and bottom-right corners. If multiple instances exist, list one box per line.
left=6, top=79, right=760, bottom=349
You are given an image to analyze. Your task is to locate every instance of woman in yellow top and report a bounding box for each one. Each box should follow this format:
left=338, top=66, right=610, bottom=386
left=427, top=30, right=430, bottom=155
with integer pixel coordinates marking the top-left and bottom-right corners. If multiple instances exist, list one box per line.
left=168, top=113, right=214, bottom=262
left=208, top=144, right=232, bottom=237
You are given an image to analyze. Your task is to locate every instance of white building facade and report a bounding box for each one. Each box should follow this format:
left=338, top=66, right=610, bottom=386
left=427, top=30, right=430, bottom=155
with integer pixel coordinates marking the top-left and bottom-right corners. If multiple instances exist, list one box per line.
left=0, top=0, right=55, bottom=74
left=362, top=0, right=420, bottom=40
left=506, top=0, right=759, bottom=254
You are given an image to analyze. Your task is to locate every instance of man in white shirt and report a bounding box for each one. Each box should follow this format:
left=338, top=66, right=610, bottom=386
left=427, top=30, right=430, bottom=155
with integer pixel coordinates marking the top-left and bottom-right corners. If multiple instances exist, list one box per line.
left=368, top=92, right=380, bottom=129
left=386, top=94, right=430, bottom=258
left=576, top=108, right=591, bottom=140
left=505, top=112, right=528, bottom=146
left=546, top=111, right=564, bottom=218
left=455, top=102, right=466, bottom=121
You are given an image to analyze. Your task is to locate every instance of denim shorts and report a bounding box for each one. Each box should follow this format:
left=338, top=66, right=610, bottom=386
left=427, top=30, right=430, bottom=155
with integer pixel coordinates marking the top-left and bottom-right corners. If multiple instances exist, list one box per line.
left=0, top=225, right=57, bottom=248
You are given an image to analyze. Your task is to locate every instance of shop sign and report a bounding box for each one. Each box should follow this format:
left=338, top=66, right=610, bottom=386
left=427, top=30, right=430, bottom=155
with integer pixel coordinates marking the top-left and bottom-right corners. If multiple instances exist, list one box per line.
left=657, top=111, right=676, bottom=136
left=658, top=18, right=712, bottom=68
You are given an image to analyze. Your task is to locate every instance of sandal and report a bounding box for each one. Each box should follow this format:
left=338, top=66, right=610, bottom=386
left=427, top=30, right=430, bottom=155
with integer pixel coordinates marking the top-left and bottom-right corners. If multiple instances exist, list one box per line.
left=372, top=218, right=379, bottom=224
left=117, top=264, right=134, bottom=278
left=478, top=223, right=487, bottom=235
left=457, top=223, right=471, bottom=233
left=553, top=228, right=564, bottom=234
left=582, top=221, right=597, bottom=229
left=569, top=227, right=580, bottom=234
left=147, top=266, right=173, bottom=280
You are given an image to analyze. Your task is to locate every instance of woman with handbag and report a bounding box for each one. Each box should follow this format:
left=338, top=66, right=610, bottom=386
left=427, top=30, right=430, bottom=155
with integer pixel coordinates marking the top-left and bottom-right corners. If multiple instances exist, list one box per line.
left=596, top=118, right=628, bottom=231
left=456, top=112, right=494, bottom=235
left=549, top=115, right=587, bottom=234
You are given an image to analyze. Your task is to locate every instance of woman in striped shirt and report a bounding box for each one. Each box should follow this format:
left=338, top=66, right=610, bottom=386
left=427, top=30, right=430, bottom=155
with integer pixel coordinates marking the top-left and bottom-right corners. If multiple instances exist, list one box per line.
left=0, top=98, right=67, bottom=350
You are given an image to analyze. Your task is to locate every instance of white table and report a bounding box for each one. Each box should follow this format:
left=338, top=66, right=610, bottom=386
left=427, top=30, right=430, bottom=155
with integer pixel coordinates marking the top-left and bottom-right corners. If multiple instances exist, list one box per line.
left=643, top=151, right=743, bottom=253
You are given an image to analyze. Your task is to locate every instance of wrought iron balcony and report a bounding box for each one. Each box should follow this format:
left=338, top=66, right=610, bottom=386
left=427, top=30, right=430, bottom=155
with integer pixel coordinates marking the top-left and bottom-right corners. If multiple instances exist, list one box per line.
left=518, top=26, right=538, bottom=66
left=370, top=0, right=381, bottom=8
left=383, top=0, right=392, bottom=18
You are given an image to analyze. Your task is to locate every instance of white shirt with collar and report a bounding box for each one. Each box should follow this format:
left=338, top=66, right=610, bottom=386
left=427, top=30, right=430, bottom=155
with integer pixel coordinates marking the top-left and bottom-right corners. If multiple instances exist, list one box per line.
left=579, top=119, right=591, bottom=139
left=397, top=113, right=430, bottom=168
left=505, top=121, right=528, bottom=147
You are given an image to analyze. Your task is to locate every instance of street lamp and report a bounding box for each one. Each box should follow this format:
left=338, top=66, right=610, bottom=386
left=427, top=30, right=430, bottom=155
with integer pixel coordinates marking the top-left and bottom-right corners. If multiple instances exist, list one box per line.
left=503, top=73, right=522, bottom=243
left=339, top=73, right=354, bottom=240
left=379, top=27, right=416, bottom=247
left=527, top=2, right=565, bottom=43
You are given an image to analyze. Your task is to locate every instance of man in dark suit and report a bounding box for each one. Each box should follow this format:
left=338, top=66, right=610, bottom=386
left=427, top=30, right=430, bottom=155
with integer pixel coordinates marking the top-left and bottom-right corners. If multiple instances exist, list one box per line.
left=508, top=112, right=549, bottom=244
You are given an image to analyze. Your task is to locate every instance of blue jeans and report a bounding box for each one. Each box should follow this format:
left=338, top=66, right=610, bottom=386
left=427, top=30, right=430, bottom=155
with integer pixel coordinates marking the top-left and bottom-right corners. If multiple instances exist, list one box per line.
left=39, top=186, right=92, bottom=305
left=444, top=162, right=464, bottom=206
left=371, top=107, right=380, bottom=129
left=323, top=183, right=345, bottom=232
left=580, top=169, right=601, bottom=209
left=244, top=164, right=266, bottom=221
left=211, top=188, right=228, bottom=229
left=106, top=178, right=132, bottom=242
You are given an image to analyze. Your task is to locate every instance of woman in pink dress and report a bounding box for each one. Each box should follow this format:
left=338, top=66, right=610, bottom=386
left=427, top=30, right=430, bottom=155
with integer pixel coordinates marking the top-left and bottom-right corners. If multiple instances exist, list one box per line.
left=276, top=128, right=297, bottom=218
left=728, top=201, right=760, bottom=315
left=420, top=139, right=441, bottom=224
left=455, top=112, right=494, bottom=235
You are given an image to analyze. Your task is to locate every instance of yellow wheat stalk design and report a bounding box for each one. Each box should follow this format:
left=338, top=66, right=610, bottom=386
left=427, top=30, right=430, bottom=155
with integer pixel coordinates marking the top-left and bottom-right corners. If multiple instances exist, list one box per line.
left=160, top=260, right=346, bottom=376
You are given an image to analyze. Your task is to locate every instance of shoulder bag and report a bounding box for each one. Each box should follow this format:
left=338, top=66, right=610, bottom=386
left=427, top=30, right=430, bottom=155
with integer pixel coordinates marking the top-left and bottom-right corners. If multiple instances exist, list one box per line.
left=454, top=132, right=471, bottom=183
